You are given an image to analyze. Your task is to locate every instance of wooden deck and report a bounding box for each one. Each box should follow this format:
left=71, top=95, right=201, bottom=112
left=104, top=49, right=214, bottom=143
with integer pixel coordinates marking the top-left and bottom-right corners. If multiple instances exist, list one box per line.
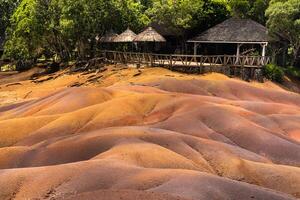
left=101, top=51, right=271, bottom=81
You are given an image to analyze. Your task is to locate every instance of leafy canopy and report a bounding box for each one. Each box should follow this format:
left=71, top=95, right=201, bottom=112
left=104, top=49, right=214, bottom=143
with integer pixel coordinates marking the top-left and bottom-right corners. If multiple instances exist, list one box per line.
left=266, top=0, right=300, bottom=66
left=147, top=0, right=229, bottom=36
left=4, top=0, right=149, bottom=60
left=0, top=0, right=21, bottom=51
left=229, top=0, right=269, bottom=24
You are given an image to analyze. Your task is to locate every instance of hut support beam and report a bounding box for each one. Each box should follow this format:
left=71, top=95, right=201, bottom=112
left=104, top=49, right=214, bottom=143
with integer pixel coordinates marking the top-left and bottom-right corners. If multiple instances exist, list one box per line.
left=261, top=43, right=268, bottom=57
left=236, top=43, right=243, bottom=64
left=194, top=43, right=200, bottom=55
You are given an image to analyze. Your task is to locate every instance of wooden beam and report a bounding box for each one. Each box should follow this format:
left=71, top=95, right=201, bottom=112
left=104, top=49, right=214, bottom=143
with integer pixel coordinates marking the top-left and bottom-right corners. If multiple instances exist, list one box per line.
left=260, top=43, right=268, bottom=57
left=236, top=43, right=243, bottom=64
left=193, top=43, right=200, bottom=55
left=187, top=41, right=269, bottom=44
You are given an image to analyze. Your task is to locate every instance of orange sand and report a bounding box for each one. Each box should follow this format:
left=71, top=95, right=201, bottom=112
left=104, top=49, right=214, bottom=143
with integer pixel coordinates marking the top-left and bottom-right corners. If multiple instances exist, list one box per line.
left=0, top=66, right=299, bottom=200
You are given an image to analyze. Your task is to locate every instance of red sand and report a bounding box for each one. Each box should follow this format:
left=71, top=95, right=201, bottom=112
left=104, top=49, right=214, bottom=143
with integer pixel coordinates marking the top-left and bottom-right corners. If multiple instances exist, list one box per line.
left=0, top=67, right=299, bottom=200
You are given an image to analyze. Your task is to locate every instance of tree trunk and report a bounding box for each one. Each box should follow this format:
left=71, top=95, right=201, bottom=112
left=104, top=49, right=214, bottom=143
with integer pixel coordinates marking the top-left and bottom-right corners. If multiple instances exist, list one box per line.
left=78, top=40, right=87, bottom=60
left=89, top=38, right=96, bottom=58
left=293, top=47, right=300, bottom=68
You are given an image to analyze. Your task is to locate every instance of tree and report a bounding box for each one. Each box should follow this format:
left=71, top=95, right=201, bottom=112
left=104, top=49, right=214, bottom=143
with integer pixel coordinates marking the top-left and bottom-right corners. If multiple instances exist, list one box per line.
left=266, top=0, right=300, bottom=67
left=249, top=0, right=269, bottom=24
left=229, top=0, right=251, bottom=18
left=4, top=0, right=149, bottom=61
left=58, top=0, right=148, bottom=58
left=229, top=0, right=269, bottom=24
left=58, top=0, right=120, bottom=59
left=114, top=0, right=150, bottom=32
left=0, top=0, right=21, bottom=48
left=3, top=0, right=40, bottom=60
left=146, top=0, right=229, bottom=36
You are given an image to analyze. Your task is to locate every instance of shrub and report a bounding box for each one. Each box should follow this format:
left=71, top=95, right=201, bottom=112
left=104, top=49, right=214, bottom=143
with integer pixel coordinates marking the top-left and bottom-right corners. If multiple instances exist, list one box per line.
left=285, top=66, right=300, bottom=78
left=0, top=64, right=16, bottom=71
left=16, top=60, right=34, bottom=71
left=264, top=64, right=284, bottom=83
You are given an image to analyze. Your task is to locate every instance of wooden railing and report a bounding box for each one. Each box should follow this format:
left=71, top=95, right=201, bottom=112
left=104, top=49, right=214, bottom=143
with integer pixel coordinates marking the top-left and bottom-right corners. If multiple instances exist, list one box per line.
left=100, top=51, right=271, bottom=81
left=101, top=50, right=271, bottom=68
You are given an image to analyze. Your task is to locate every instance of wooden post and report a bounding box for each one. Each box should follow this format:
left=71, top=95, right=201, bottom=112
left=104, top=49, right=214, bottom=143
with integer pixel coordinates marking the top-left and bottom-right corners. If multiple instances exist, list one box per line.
left=236, top=43, right=242, bottom=64
left=261, top=43, right=267, bottom=57
left=194, top=43, right=199, bottom=55
left=150, top=53, right=153, bottom=67
left=170, top=55, right=173, bottom=70
left=113, top=52, right=116, bottom=65
left=261, top=43, right=268, bottom=65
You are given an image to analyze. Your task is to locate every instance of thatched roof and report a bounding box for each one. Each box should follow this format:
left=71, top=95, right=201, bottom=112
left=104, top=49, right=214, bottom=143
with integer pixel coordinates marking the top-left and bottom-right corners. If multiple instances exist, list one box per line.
left=114, top=28, right=137, bottom=42
left=134, top=27, right=166, bottom=42
left=99, top=31, right=118, bottom=43
left=188, top=18, right=270, bottom=43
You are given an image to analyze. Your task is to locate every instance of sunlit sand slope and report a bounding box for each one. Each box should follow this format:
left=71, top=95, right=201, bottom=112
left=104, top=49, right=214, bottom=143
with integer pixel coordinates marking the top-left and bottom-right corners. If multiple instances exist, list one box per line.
left=0, top=69, right=299, bottom=200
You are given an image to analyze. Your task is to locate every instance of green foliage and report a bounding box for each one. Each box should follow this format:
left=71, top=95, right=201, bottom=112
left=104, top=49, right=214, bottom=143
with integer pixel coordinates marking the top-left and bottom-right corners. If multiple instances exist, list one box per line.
left=3, top=0, right=149, bottom=61
left=266, top=0, right=300, bottom=67
left=3, top=0, right=39, bottom=60
left=229, top=0, right=250, bottom=18
left=114, top=0, right=150, bottom=31
left=139, top=0, right=153, bottom=9
left=228, top=0, right=269, bottom=24
left=264, top=63, right=284, bottom=82
left=147, top=0, right=229, bottom=35
left=0, top=63, right=16, bottom=71
left=147, top=0, right=202, bottom=31
left=0, top=0, right=21, bottom=40
left=284, top=66, right=300, bottom=78
left=4, top=36, right=31, bottom=60
left=15, top=60, right=35, bottom=71
left=249, top=0, right=269, bottom=24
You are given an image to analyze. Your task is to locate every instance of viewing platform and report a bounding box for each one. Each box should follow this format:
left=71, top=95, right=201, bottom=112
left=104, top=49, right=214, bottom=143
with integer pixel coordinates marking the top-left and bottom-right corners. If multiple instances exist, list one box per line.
left=101, top=50, right=271, bottom=81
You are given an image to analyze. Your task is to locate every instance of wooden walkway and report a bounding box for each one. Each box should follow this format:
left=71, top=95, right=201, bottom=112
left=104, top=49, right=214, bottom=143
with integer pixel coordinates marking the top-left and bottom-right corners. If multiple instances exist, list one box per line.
left=101, top=51, right=271, bottom=81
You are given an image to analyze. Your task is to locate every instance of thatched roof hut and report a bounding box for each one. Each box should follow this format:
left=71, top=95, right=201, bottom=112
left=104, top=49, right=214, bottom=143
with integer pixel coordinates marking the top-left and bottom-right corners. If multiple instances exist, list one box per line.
left=99, top=31, right=118, bottom=43
left=134, top=27, right=166, bottom=42
left=188, top=18, right=270, bottom=56
left=114, top=28, right=137, bottom=43
left=188, top=18, right=269, bottom=43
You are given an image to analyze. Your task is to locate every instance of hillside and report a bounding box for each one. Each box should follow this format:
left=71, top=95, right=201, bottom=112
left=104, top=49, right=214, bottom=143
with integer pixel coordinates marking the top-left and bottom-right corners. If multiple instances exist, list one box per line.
left=0, top=66, right=299, bottom=200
